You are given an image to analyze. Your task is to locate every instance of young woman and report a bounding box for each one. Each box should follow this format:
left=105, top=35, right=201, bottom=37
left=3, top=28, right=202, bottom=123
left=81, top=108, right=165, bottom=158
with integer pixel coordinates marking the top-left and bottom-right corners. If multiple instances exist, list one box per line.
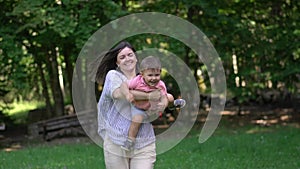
left=96, top=41, right=162, bottom=169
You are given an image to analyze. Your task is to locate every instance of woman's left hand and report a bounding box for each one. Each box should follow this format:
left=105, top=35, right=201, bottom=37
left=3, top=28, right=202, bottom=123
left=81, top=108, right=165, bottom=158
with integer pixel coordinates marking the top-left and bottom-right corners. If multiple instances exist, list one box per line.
left=156, top=102, right=167, bottom=112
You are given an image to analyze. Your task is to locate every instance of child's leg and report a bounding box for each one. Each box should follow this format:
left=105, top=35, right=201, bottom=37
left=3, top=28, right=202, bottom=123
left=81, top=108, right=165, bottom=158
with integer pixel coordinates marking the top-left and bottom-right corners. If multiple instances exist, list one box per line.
left=167, top=93, right=174, bottom=106
left=167, top=94, right=186, bottom=109
left=122, top=106, right=146, bottom=151
left=128, top=114, right=144, bottom=141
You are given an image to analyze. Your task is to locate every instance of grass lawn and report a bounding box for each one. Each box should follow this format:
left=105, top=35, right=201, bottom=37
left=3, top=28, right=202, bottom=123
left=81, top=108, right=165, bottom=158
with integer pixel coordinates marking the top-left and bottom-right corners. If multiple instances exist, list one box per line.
left=156, top=125, right=300, bottom=169
left=0, top=124, right=299, bottom=169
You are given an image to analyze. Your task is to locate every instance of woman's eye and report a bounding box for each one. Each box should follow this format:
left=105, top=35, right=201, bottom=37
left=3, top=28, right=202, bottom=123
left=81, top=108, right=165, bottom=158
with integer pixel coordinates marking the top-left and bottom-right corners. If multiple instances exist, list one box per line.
left=119, top=55, right=125, bottom=59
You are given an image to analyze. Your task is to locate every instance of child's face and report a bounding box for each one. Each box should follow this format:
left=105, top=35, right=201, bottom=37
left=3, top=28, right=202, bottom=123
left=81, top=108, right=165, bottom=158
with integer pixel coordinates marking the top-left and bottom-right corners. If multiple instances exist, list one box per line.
left=141, top=68, right=161, bottom=87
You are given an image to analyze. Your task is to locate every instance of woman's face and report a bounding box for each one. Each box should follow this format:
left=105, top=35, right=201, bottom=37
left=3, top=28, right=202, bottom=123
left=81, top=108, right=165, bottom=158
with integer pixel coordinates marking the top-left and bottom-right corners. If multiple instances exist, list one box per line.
left=116, top=47, right=137, bottom=72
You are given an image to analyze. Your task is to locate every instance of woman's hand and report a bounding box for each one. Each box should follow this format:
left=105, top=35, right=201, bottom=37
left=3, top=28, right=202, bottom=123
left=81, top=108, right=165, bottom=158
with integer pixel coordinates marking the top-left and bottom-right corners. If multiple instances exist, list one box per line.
left=126, top=93, right=135, bottom=103
left=156, top=102, right=167, bottom=112
left=146, top=94, right=168, bottom=118
left=148, top=89, right=161, bottom=101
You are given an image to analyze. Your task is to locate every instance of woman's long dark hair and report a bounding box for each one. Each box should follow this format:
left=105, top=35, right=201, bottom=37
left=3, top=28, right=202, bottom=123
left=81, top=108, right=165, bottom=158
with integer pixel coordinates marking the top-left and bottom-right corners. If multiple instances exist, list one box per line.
left=95, top=41, right=136, bottom=84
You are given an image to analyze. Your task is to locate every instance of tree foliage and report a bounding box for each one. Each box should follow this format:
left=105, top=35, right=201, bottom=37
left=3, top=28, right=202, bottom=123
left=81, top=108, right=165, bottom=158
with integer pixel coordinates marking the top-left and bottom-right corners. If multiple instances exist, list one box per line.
left=0, top=0, right=299, bottom=118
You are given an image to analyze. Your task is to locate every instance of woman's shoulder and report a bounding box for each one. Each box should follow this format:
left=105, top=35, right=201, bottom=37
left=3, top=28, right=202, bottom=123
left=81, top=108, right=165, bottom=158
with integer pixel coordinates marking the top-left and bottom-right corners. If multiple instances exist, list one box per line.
left=107, top=70, right=121, bottom=76
left=106, top=70, right=125, bottom=79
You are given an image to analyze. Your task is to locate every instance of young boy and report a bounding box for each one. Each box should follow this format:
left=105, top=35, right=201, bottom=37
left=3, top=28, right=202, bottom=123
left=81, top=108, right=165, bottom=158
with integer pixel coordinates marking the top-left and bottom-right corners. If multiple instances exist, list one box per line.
left=120, top=55, right=186, bottom=151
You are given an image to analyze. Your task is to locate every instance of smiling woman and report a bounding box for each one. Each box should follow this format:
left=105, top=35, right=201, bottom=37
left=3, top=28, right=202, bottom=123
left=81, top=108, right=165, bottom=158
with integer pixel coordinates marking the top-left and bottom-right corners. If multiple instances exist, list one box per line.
left=96, top=41, right=161, bottom=169
left=95, top=42, right=138, bottom=85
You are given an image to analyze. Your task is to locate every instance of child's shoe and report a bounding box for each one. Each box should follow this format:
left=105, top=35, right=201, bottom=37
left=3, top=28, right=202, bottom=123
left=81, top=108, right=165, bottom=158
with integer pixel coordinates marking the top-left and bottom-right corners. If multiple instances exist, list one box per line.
left=173, top=99, right=186, bottom=108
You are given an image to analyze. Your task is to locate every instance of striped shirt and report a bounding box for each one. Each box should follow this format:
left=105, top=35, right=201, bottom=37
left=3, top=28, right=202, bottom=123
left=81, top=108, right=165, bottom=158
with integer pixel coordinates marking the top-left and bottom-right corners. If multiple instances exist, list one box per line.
left=97, top=70, right=155, bottom=149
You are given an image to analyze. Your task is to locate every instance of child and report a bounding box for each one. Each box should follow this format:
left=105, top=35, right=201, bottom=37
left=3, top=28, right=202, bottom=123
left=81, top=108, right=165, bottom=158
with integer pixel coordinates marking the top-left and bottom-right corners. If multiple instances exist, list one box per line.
left=120, top=56, right=185, bottom=151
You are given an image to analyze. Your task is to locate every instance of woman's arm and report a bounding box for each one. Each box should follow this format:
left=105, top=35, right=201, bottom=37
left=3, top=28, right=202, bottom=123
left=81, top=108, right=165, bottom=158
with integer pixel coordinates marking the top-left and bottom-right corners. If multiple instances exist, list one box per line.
left=130, top=89, right=161, bottom=101
left=112, top=82, right=134, bottom=103
left=112, top=87, right=124, bottom=99
left=112, top=84, right=161, bottom=102
left=112, top=76, right=161, bottom=103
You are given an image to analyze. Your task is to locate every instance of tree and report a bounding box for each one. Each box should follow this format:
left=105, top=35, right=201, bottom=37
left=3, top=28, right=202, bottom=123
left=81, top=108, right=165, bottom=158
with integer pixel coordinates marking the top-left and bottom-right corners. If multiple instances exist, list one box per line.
left=1, top=0, right=126, bottom=117
left=0, top=0, right=299, bottom=121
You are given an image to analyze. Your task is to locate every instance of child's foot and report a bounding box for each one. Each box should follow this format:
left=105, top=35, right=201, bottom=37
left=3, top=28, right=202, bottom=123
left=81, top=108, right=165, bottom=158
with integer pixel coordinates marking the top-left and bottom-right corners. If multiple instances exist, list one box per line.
left=173, top=99, right=186, bottom=108
left=121, top=138, right=134, bottom=151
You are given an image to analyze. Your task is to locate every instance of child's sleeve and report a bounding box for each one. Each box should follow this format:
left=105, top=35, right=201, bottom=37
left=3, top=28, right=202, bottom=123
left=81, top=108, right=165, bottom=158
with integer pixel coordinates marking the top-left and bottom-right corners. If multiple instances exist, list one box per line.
left=127, top=77, right=138, bottom=90
left=158, top=81, right=168, bottom=96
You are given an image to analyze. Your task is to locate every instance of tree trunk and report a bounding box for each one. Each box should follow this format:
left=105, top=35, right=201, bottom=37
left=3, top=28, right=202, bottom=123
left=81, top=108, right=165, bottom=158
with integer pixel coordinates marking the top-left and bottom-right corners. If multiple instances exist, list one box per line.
left=47, top=50, right=65, bottom=117
left=62, top=44, right=74, bottom=104
left=187, top=5, right=201, bottom=83
left=121, top=0, right=127, bottom=10
left=35, top=57, right=53, bottom=118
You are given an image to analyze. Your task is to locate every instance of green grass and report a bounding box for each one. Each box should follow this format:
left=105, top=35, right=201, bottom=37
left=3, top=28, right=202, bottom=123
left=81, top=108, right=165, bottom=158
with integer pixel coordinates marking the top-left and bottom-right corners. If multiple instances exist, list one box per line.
left=156, top=125, right=300, bottom=169
left=0, top=143, right=104, bottom=169
left=0, top=125, right=299, bottom=169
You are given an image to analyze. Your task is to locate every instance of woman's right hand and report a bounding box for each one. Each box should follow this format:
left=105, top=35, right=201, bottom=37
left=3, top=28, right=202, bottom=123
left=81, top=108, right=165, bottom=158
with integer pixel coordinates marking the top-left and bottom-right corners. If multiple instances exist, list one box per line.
left=126, top=93, right=135, bottom=103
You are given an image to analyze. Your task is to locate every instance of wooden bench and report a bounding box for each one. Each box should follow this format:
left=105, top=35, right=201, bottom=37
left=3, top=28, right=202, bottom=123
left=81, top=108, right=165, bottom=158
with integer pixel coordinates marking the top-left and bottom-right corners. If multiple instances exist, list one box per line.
left=28, top=109, right=95, bottom=141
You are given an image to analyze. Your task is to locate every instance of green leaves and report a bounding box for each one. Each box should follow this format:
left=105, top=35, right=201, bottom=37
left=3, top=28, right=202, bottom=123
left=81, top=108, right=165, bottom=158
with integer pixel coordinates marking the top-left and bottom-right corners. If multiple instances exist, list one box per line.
left=0, top=0, right=299, bottom=106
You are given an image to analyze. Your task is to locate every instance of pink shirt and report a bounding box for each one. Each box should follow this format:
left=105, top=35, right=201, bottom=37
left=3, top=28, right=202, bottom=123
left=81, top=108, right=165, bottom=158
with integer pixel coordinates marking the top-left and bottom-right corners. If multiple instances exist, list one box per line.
left=128, top=75, right=167, bottom=110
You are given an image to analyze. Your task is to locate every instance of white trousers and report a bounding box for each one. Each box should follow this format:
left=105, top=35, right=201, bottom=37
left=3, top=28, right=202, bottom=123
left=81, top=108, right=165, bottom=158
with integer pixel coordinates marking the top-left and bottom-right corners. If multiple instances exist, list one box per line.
left=103, top=135, right=156, bottom=169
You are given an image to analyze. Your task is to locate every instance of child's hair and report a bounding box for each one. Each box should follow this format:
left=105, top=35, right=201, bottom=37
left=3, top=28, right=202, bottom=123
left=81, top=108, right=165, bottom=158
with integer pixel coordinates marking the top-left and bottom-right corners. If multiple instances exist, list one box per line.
left=140, top=56, right=161, bottom=71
